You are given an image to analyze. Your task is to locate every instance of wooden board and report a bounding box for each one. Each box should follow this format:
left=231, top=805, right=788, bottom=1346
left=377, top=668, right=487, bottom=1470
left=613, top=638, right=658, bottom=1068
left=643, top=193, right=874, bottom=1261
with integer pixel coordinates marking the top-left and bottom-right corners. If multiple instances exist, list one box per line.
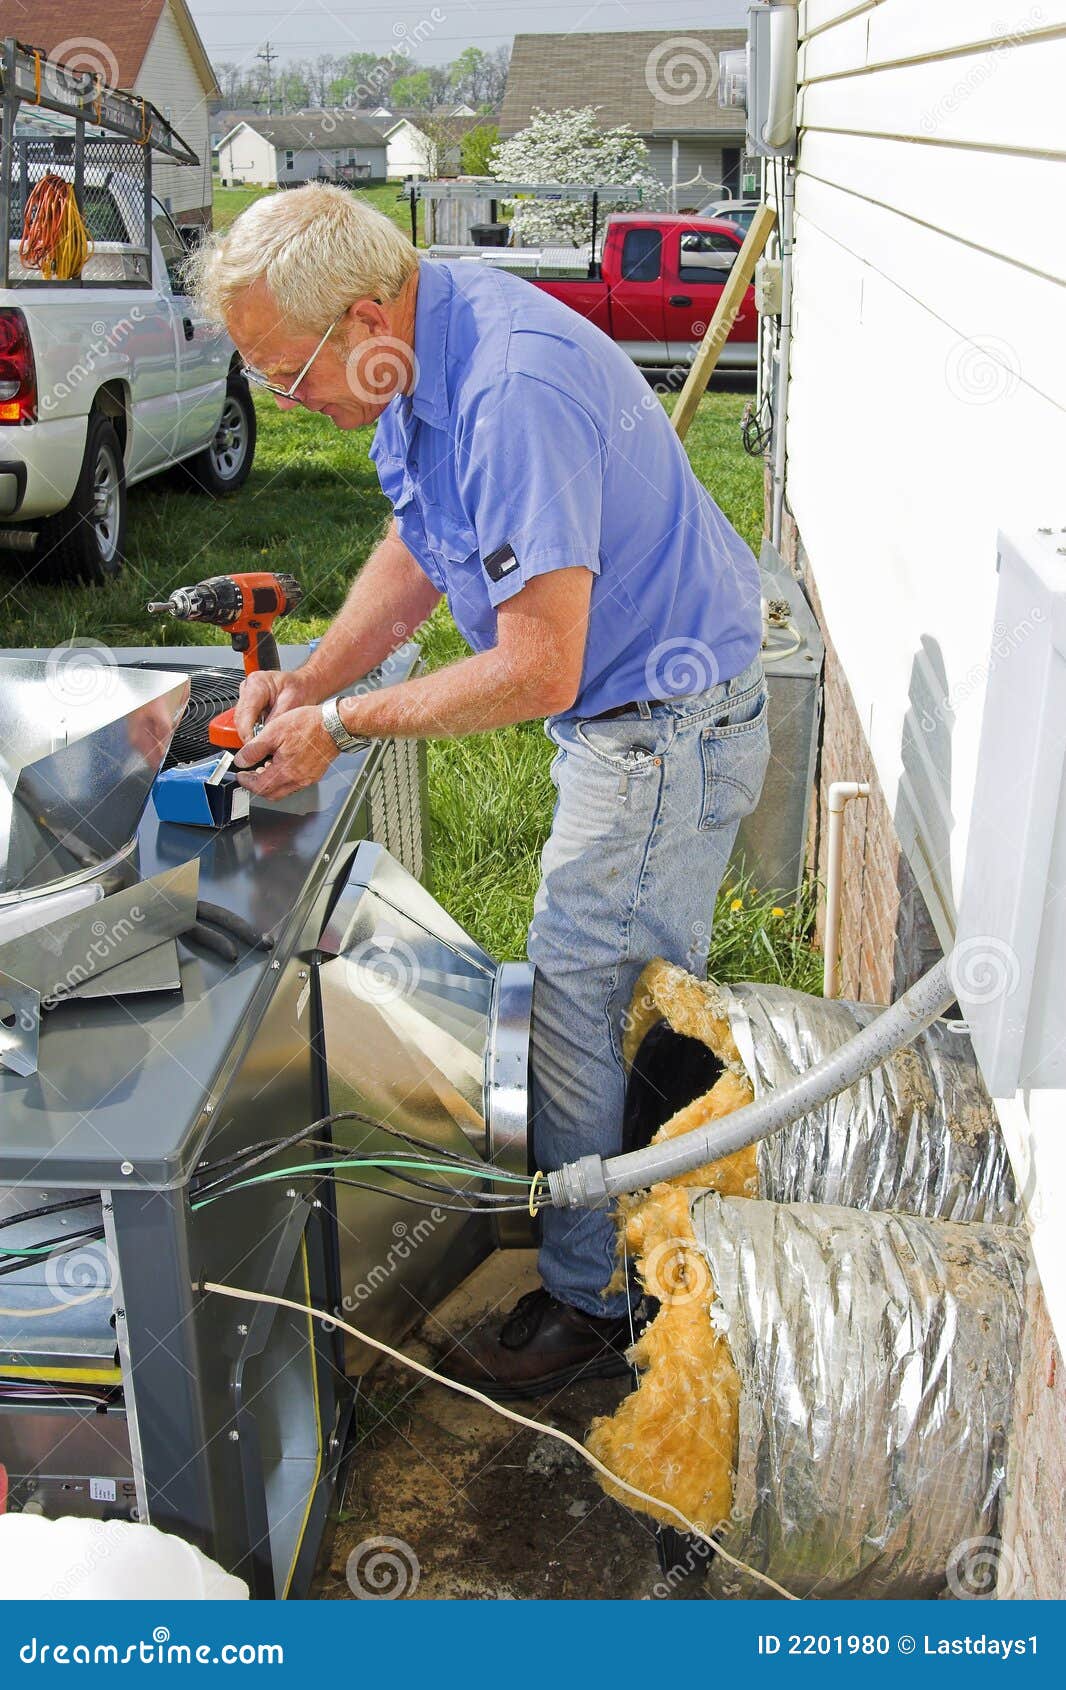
left=671, top=202, right=777, bottom=443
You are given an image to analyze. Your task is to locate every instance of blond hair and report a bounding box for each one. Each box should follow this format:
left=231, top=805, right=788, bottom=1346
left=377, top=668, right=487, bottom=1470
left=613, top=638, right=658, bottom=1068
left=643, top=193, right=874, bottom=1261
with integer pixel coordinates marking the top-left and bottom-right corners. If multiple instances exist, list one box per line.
left=187, top=183, right=419, bottom=331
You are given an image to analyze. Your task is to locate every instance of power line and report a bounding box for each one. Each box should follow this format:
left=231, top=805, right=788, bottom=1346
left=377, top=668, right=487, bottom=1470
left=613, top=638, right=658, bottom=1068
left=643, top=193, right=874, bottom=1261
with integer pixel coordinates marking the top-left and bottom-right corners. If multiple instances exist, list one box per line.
left=257, top=41, right=279, bottom=114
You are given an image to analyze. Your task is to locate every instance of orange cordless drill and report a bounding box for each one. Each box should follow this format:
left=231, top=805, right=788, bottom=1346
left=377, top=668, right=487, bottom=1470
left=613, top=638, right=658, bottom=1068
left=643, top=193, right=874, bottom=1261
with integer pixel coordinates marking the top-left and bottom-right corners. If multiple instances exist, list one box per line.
left=147, top=571, right=303, bottom=748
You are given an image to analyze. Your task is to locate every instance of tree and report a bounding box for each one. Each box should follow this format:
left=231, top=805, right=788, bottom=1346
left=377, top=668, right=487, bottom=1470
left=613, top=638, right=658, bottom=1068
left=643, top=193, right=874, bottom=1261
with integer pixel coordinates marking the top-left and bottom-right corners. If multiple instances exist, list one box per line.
left=461, top=121, right=498, bottom=176
left=490, top=108, right=658, bottom=246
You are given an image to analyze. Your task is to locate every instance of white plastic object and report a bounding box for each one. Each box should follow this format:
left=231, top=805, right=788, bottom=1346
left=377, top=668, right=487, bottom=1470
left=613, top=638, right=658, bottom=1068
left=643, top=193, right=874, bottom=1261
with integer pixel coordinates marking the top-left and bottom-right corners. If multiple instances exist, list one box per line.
left=957, top=526, right=1066, bottom=1094
left=754, top=256, right=783, bottom=316
left=0, top=1515, right=248, bottom=1600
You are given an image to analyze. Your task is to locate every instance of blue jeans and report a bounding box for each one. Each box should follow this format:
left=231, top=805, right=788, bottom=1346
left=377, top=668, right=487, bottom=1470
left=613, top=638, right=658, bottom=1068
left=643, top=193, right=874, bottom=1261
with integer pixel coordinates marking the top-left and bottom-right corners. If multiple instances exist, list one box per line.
left=527, top=656, right=770, bottom=1317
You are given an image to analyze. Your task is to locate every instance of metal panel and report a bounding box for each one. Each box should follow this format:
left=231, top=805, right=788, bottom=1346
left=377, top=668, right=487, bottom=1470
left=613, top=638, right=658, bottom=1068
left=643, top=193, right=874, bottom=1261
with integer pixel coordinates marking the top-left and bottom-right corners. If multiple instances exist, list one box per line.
left=730, top=540, right=823, bottom=899
left=317, top=843, right=534, bottom=1370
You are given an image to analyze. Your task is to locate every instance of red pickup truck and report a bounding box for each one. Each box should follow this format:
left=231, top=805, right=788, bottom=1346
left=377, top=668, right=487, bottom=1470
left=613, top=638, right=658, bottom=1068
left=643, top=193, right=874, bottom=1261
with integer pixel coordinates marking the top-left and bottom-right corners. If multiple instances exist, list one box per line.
left=531, top=214, right=756, bottom=371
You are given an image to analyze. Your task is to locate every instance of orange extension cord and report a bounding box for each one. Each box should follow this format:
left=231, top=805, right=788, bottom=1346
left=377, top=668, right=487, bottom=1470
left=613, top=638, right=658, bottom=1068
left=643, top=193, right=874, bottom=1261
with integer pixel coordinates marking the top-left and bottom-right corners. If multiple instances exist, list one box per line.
left=18, top=173, right=93, bottom=281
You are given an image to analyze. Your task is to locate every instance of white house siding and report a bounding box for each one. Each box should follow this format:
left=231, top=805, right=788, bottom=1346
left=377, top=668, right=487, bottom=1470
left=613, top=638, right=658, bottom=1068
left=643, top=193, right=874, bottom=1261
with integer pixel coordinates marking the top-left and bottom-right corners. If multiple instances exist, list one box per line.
left=643, top=137, right=730, bottom=200
left=783, top=0, right=1066, bottom=1588
left=137, top=5, right=213, bottom=221
left=218, top=126, right=276, bottom=186
left=385, top=123, right=461, bottom=179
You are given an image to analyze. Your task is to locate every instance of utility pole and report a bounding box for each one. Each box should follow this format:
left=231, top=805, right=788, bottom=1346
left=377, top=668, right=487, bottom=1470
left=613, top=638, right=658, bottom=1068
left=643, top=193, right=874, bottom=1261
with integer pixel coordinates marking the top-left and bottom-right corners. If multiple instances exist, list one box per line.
left=258, top=42, right=278, bottom=115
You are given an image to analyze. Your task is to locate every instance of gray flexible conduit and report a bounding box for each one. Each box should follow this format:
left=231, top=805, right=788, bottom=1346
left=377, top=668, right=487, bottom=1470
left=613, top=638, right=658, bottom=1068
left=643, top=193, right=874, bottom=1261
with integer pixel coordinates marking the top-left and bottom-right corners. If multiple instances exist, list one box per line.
left=547, top=955, right=958, bottom=1210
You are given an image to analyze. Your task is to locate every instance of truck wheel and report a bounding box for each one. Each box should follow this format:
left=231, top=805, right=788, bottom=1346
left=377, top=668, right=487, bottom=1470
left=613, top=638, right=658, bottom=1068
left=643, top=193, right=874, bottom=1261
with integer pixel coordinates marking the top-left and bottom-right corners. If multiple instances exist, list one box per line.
left=179, top=374, right=256, bottom=496
left=34, top=412, right=126, bottom=585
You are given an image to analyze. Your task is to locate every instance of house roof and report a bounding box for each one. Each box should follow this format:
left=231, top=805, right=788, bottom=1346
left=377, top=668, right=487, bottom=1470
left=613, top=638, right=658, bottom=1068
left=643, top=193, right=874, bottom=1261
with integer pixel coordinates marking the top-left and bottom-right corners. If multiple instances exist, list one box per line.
left=16, top=0, right=218, bottom=97
left=500, top=29, right=747, bottom=138
left=238, top=113, right=387, bottom=150
left=381, top=113, right=491, bottom=142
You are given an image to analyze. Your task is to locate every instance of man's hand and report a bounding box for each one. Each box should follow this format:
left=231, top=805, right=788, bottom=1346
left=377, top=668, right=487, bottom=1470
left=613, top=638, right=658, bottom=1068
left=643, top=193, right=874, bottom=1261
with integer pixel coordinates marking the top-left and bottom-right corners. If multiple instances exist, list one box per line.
left=232, top=669, right=315, bottom=743
left=232, top=704, right=339, bottom=800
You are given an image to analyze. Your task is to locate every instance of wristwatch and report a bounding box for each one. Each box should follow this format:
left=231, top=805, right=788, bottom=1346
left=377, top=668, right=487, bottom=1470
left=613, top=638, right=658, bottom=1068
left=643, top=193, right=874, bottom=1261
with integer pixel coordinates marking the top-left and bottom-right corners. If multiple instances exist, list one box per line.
left=321, top=697, right=368, bottom=753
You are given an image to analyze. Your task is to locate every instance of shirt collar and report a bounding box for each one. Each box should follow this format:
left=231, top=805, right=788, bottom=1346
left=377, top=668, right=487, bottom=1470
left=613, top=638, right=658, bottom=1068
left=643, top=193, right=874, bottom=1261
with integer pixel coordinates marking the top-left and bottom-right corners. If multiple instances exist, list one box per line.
left=404, top=258, right=452, bottom=430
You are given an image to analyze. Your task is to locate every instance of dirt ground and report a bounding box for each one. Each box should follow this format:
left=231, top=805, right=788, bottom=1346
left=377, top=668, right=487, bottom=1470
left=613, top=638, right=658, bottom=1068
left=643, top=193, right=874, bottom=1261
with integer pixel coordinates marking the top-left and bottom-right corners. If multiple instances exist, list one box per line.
left=312, top=1250, right=712, bottom=1601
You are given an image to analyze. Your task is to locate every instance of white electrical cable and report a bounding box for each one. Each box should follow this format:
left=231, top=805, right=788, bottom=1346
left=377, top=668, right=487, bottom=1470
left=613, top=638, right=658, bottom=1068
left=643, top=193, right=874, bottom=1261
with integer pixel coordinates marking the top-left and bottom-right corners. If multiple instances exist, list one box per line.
left=204, top=1279, right=798, bottom=1601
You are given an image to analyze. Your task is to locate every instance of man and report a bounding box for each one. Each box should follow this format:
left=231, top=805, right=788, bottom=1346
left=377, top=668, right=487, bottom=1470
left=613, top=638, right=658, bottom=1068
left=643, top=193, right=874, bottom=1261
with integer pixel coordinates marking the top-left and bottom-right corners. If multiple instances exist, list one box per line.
left=190, top=184, right=768, bottom=1397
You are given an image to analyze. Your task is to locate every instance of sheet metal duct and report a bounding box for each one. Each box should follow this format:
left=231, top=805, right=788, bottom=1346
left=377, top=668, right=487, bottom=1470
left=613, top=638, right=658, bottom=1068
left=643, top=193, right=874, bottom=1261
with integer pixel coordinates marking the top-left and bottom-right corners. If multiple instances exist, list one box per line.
left=317, top=843, right=535, bottom=1370
left=0, top=655, right=189, bottom=902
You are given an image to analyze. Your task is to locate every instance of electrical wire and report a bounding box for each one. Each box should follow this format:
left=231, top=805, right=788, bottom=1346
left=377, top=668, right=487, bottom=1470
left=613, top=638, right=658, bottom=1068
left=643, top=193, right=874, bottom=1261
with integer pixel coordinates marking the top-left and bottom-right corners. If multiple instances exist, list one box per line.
left=18, top=174, right=93, bottom=279
left=0, top=1194, right=100, bottom=1236
left=204, top=1278, right=798, bottom=1601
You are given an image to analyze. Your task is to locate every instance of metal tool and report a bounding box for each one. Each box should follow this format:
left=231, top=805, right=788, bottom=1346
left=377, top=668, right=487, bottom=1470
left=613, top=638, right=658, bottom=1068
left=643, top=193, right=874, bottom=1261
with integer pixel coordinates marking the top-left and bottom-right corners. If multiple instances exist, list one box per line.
left=0, top=859, right=200, bottom=1076
left=146, top=573, right=303, bottom=750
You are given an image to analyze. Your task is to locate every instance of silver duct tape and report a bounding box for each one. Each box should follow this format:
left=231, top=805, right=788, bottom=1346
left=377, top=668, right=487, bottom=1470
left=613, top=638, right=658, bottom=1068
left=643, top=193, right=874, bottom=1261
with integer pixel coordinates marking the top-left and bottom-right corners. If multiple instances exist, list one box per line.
left=722, top=983, right=1021, bottom=1224
left=691, top=1193, right=1030, bottom=1600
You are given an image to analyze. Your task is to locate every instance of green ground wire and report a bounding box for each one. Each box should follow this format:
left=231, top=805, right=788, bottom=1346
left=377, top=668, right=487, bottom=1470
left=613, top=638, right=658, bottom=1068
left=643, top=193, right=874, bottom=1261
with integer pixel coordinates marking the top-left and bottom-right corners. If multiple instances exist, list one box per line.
left=192, top=1156, right=533, bottom=1209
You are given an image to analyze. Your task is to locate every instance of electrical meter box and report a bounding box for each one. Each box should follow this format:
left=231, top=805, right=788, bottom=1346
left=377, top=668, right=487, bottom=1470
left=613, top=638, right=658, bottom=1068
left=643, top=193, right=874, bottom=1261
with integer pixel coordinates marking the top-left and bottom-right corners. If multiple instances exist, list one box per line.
left=745, top=2, right=798, bottom=158
left=957, top=527, right=1066, bottom=1095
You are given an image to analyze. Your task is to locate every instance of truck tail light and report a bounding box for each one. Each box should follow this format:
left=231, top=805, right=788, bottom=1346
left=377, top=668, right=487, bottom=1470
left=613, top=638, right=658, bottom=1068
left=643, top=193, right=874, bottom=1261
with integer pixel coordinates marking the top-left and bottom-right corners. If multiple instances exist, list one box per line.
left=0, top=308, right=37, bottom=424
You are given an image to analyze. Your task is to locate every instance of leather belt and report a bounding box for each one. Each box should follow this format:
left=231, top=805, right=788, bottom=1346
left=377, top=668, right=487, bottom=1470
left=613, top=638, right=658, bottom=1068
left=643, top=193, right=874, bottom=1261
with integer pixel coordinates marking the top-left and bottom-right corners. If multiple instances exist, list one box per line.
left=587, top=694, right=694, bottom=721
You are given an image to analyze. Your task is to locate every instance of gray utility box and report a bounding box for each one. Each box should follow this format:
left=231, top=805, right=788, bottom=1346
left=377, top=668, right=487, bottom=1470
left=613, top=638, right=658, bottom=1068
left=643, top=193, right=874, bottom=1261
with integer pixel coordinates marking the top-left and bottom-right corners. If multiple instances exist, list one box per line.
left=0, top=642, right=534, bottom=1596
left=731, top=540, right=824, bottom=902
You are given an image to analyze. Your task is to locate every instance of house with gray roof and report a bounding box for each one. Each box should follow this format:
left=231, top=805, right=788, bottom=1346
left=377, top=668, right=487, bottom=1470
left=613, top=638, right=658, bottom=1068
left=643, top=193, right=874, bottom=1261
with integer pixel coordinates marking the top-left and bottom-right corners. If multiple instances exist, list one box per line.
left=500, top=29, right=752, bottom=204
left=217, top=113, right=388, bottom=188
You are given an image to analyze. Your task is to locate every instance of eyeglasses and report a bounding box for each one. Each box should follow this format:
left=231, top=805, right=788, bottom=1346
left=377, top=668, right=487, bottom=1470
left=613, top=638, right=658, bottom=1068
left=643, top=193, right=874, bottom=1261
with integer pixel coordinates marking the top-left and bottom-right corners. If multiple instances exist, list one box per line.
left=241, top=310, right=345, bottom=400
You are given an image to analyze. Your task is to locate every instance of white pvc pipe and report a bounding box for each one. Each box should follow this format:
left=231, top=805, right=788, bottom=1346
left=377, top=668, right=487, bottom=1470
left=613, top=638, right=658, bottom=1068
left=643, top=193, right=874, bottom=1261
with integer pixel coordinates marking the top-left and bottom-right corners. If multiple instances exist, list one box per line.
left=823, top=781, right=870, bottom=999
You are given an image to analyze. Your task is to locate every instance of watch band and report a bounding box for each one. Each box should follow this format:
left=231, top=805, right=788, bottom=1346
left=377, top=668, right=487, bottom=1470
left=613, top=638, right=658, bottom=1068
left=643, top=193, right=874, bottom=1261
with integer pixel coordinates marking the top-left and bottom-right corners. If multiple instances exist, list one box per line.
left=321, top=697, right=367, bottom=753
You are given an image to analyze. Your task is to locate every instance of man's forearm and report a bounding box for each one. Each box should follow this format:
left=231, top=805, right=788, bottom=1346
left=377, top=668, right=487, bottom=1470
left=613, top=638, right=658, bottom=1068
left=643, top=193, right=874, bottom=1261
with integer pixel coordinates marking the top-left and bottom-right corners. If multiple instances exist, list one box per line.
left=296, top=524, right=441, bottom=703
left=337, top=644, right=570, bottom=740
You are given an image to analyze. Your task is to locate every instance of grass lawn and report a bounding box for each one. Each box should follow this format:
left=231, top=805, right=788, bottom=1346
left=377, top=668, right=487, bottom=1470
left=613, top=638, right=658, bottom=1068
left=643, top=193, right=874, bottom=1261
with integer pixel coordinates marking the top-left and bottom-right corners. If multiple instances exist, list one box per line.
left=213, top=181, right=423, bottom=243
left=0, top=376, right=819, bottom=988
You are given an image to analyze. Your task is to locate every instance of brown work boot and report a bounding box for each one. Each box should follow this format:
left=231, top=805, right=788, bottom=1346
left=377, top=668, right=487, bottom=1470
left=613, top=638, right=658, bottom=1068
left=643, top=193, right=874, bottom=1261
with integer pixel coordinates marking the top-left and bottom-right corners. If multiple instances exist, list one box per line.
left=435, top=1287, right=634, bottom=1400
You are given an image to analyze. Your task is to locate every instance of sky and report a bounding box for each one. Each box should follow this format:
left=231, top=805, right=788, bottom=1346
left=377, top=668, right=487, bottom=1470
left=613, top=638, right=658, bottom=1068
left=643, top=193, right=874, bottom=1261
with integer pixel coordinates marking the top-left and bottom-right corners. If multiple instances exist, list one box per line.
left=187, top=0, right=748, bottom=72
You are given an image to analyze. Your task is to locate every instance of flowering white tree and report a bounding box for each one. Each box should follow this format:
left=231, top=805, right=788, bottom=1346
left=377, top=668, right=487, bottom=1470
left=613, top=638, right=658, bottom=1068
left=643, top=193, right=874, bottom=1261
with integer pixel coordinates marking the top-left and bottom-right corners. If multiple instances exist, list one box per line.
left=489, top=107, right=660, bottom=247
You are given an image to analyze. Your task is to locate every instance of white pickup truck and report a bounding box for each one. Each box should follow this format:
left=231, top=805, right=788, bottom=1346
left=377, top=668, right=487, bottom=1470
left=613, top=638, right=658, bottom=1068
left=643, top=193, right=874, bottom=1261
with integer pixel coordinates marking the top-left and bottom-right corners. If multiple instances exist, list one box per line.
left=0, top=174, right=255, bottom=584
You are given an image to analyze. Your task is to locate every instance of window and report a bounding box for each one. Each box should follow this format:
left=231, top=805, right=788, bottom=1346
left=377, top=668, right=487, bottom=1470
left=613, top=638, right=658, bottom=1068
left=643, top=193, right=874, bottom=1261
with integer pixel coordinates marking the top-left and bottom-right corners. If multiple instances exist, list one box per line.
left=678, top=229, right=737, bottom=285
left=620, top=227, right=662, bottom=283
left=284, top=148, right=294, bottom=170
left=151, top=199, right=189, bottom=293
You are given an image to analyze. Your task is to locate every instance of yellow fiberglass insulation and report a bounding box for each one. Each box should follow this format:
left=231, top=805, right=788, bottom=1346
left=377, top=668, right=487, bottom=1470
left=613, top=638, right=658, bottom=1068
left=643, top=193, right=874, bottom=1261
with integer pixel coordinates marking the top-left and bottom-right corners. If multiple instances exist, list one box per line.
left=588, top=959, right=759, bottom=1532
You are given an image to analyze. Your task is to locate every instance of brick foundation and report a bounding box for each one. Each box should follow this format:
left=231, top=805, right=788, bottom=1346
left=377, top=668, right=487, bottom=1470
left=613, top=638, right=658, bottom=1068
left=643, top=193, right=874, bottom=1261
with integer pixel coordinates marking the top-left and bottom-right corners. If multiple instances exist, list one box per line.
left=772, top=499, right=942, bottom=1003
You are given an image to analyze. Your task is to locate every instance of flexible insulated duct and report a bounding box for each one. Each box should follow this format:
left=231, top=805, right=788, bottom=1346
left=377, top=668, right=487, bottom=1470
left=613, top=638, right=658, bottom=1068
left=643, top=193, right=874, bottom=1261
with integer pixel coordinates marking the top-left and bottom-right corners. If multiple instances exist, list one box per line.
left=549, top=954, right=958, bottom=1208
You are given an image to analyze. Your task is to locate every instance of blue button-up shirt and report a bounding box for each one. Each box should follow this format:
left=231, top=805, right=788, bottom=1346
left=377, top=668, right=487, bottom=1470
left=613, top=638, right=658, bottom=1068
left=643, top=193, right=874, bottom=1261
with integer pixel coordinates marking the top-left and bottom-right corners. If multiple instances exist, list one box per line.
left=369, top=258, right=761, bottom=720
